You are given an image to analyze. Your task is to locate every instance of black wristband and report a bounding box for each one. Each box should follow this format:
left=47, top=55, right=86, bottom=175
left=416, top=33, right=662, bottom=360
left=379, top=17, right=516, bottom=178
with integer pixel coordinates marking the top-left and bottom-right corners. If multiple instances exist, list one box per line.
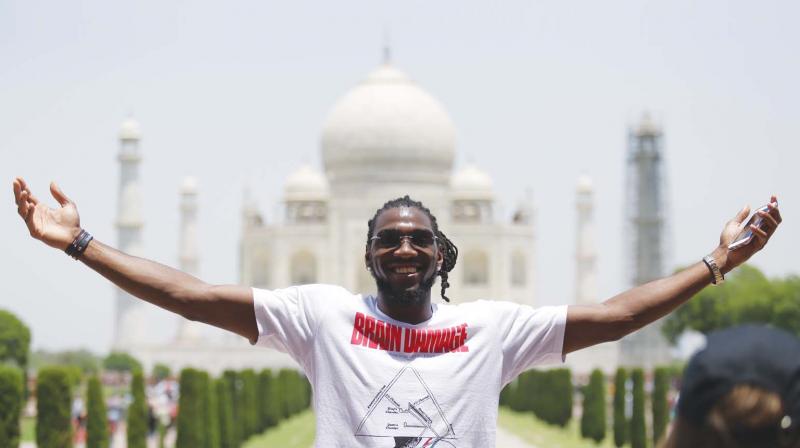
left=65, top=229, right=93, bottom=259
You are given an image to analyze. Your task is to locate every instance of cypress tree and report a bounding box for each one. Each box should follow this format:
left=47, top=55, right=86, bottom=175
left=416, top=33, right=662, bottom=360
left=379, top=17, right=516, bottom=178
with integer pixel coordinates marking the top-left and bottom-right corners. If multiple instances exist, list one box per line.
left=222, top=370, right=241, bottom=447
left=613, top=367, right=627, bottom=447
left=630, top=368, right=647, bottom=448
left=553, top=368, right=573, bottom=427
left=580, top=369, right=606, bottom=443
left=36, top=366, right=73, bottom=448
left=216, top=378, right=236, bottom=448
left=0, top=365, right=23, bottom=448
left=240, top=369, right=259, bottom=438
left=86, top=375, right=109, bottom=448
left=176, top=368, right=203, bottom=448
left=258, top=369, right=279, bottom=430
left=127, top=369, right=148, bottom=448
left=652, top=367, right=669, bottom=445
left=202, top=372, right=220, bottom=448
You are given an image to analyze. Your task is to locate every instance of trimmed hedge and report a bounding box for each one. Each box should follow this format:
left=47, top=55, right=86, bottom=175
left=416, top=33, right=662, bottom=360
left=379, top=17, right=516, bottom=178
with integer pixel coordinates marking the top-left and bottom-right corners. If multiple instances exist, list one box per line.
left=240, top=369, right=259, bottom=439
left=613, top=368, right=627, bottom=447
left=580, top=369, right=606, bottom=443
left=86, top=375, right=109, bottom=448
left=501, top=368, right=572, bottom=427
left=0, top=365, right=23, bottom=448
left=652, top=367, right=669, bottom=445
left=127, top=370, right=147, bottom=448
left=630, top=368, right=646, bottom=448
left=258, top=369, right=280, bottom=431
left=176, top=368, right=204, bottom=448
left=202, top=371, right=220, bottom=448
left=36, top=366, right=73, bottom=448
left=216, top=377, right=236, bottom=448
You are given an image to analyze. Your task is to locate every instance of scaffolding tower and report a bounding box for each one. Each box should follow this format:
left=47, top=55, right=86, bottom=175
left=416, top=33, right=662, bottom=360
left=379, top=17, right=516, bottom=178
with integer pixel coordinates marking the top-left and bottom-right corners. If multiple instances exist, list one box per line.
left=619, top=113, right=673, bottom=368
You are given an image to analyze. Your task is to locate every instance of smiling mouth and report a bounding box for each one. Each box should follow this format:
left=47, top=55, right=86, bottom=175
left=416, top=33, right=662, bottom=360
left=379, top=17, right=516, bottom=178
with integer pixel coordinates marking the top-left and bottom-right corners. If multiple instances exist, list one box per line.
left=391, top=265, right=420, bottom=274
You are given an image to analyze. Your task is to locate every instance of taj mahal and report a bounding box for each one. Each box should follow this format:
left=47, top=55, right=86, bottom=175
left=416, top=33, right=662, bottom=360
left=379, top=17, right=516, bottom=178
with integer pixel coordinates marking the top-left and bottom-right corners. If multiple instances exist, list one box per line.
left=113, top=57, right=672, bottom=376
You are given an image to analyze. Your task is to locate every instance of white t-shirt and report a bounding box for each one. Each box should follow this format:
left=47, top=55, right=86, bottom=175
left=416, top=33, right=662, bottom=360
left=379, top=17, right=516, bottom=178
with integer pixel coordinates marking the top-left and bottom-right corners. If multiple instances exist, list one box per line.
left=253, top=284, right=567, bottom=448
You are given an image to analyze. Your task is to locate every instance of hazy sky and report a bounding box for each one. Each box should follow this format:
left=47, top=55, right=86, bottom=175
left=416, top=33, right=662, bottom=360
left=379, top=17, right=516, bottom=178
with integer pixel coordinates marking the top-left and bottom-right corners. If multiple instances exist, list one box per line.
left=2, top=0, right=797, bottom=353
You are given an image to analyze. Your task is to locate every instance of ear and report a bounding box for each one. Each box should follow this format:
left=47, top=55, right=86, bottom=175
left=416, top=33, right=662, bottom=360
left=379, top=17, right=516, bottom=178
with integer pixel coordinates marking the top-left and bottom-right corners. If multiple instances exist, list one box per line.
left=436, top=246, right=444, bottom=270
left=364, top=251, right=371, bottom=271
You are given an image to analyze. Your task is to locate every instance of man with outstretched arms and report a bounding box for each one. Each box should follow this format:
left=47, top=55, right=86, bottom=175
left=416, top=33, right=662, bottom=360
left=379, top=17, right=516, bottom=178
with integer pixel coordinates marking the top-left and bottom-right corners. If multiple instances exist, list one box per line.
left=13, top=177, right=782, bottom=448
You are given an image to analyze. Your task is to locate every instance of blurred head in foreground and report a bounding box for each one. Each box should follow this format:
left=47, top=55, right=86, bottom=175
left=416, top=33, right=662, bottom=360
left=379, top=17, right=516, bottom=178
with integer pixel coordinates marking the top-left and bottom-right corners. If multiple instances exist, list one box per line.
left=661, top=325, right=800, bottom=448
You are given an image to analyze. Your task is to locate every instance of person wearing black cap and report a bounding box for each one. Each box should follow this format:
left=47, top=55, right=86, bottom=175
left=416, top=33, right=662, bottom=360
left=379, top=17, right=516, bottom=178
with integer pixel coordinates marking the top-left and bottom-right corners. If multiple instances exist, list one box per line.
left=661, top=325, right=800, bottom=448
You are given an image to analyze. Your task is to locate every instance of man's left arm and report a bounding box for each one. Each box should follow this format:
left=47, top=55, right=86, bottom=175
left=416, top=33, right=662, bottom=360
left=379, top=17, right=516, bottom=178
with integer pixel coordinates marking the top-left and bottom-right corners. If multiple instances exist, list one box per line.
left=563, top=197, right=782, bottom=355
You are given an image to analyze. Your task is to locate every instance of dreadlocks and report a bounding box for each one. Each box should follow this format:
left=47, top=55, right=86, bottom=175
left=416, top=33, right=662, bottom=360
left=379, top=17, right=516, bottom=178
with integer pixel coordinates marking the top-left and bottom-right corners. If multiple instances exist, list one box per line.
left=366, top=195, right=459, bottom=302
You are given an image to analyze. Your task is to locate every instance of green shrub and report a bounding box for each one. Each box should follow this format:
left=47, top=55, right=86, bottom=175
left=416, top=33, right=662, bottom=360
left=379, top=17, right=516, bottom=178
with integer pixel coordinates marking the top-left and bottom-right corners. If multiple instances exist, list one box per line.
left=216, top=378, right=236, bottom=448
left=258, top=369, right=279, bottom=430
left=127, top=370, right=147, bottom=448
left=102, top=352, right=142, bottom=373
left=202, top=372, right=220, bottom=448
left=86, top=375, right=109, bottom=448
left=0, top=365, right=23, bottom=447
left=176, top=368, right=203, bottom=448
left=652, top=367, right=669, bottom=445
left=36, top=366, right=73, bottom=448
left=613, top=368, right=627, bottom=447
left=222, top=370, right=241, bottom=447
left=152, top=363, right=171, bottom=382
left=240, top=369, right=259, bottom=439
left=630, top=368, right=646, bottom=448
left=580, top=369, right=606, bottom=443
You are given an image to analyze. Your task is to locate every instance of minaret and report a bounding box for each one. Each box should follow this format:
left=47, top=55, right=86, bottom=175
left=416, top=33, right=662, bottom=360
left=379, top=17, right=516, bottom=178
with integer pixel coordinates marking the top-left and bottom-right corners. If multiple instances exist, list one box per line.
left=113, top=117, right=146, bottom=349
left=174, top=177, right=204, bottom=343
left=620, top=112, right=672, bottom=368
left=575, top=175, right=597, bottom=305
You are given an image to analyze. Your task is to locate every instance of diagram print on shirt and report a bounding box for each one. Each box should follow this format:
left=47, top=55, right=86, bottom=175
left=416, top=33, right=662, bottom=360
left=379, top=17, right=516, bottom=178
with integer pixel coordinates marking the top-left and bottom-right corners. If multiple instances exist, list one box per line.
left=355, top=364, right=456, bottom=447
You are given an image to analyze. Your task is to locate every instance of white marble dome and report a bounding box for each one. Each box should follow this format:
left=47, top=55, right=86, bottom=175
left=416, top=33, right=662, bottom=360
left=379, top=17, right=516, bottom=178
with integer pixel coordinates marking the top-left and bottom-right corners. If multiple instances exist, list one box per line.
left=119, top=117, right=141, bottom=141
left=284, top=164, right=329, bottom=201
left=451, top=164, right=493, bottom=200
left=321, top=64, right=456, bottom=186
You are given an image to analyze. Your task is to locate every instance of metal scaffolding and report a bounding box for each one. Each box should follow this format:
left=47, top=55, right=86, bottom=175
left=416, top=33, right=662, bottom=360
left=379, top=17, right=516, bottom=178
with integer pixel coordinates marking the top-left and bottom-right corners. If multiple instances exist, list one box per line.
left=619, top=113, right=673, bottom=368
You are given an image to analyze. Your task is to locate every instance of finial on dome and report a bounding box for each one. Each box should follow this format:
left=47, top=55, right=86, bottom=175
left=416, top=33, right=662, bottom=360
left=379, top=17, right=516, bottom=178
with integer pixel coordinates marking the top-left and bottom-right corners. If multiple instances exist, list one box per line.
left=382, top=27, right=392, bottom=65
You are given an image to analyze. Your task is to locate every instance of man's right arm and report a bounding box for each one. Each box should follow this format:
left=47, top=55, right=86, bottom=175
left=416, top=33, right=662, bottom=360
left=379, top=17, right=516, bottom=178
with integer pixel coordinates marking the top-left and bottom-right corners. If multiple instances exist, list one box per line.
left=13, top=177, right=258, bottom=343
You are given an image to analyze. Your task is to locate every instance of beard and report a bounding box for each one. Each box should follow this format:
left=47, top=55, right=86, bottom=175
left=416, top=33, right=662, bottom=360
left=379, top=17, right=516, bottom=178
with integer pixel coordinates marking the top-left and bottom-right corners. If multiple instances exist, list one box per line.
left=374, top=272, right=436, bottom=307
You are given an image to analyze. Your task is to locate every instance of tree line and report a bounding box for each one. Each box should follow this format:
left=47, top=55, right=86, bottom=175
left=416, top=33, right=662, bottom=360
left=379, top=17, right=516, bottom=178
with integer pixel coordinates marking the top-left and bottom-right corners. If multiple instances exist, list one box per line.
left=500, top=366, right=679, bottom=447
left=0, top=363, right=310, bottom=448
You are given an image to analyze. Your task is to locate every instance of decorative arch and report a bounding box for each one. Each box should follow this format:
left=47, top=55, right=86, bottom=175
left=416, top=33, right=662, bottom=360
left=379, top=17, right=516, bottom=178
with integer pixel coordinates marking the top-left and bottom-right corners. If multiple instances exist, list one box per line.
left=290, top=251, right=317, bottom=285
left=463, top=250, right=489, bottom=286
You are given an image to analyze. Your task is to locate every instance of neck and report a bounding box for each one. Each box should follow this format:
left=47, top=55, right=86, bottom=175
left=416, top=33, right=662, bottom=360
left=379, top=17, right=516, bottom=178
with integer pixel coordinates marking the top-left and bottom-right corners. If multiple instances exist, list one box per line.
left=376, top=289, right=433, bottom=324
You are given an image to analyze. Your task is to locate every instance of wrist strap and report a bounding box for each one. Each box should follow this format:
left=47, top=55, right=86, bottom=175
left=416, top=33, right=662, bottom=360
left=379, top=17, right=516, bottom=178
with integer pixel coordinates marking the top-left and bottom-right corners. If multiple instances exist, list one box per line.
left=65, top=229, right=93, bottom=260
left=702, top=254, right=724, bottom=285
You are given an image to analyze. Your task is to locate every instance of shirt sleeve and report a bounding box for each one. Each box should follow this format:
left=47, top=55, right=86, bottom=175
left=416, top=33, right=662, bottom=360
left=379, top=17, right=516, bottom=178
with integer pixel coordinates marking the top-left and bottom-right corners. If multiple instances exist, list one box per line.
left=251, top=285, right=323, bottom=365
left=496, top=302, right=568, bottom=385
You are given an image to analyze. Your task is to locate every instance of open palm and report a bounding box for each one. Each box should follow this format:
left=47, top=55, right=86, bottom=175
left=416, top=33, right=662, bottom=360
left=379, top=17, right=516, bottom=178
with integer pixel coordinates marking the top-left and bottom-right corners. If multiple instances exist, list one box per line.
left=13, top=178, right=81, bottom=250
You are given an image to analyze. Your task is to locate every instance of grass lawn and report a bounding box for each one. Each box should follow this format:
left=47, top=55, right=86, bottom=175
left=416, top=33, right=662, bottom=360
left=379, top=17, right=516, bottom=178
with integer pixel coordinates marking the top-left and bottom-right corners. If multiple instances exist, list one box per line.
left=21, top=416, right=35, bottom=442
left=498, top=407, right=617, bottom=448
left=243, top=410, right=316, bottom=448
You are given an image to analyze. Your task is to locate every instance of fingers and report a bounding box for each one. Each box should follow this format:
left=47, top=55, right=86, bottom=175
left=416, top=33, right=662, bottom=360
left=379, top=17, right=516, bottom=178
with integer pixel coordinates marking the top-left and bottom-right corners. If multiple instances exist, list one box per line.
left=751, top=224, right=769, bottom=249
left=767, top=197, right=782, bottom=225
left=50, top=182, right=72, bottom=207
left=733, top=205, right=750, bottom=225
left=12, top=179, right=21, bottom=205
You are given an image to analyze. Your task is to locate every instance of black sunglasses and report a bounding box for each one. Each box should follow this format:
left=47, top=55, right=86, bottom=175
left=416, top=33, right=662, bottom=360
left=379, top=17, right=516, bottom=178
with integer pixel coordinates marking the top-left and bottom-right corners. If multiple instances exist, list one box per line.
left=370, top=229, right=437, bottom=249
